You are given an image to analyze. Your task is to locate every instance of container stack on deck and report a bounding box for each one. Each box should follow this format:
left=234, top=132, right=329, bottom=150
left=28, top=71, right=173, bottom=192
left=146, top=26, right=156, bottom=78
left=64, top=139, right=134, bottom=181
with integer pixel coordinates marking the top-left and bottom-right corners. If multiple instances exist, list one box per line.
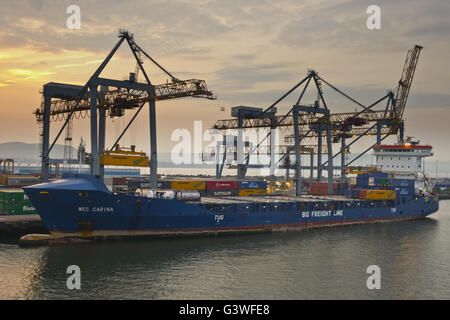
left=307, top=181, right=348, bottom=196
left=345, top=172, right=415, bottom=200
left=168, top=179, right=268, bottom=197
left=120, top=177, right=269, bottom=197
left=238, top=181, right=267, bottom=196
left=0, top=189, right=37, bottom=215
left=205, top=181, right=238, bottom=197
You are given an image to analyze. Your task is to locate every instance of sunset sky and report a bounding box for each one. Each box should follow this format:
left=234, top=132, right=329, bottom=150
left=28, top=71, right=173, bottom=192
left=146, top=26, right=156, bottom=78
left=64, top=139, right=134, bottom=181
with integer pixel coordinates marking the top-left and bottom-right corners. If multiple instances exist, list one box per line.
left=0, top=0, right=449, bottom=162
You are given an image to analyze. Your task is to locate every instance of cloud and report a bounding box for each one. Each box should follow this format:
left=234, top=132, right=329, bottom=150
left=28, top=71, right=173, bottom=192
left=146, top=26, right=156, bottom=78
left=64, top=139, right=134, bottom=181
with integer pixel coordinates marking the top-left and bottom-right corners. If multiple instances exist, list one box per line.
left=0, top=0, right=450, bottom=159
left=276, top=0, right=450, bottom=52
left=0, top=0, right=232, bottom=55
left=214, top=63, right=297, bottom=91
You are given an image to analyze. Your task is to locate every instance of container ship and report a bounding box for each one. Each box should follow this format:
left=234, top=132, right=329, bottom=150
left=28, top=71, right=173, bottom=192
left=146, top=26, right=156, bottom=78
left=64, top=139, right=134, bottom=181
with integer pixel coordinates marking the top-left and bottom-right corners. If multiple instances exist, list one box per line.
left=23, top=139, right=439, bottom=239
left=19, top=36, right=438, bottom=240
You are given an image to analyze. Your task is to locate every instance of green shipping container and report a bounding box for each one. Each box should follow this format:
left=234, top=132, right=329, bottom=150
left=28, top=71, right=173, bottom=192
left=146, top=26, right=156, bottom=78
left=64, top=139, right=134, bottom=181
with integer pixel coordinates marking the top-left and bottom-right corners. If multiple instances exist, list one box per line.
left=2, top=199, right=34, bottom=209
left=0, top=190, right=35, bottom=215
left=2, top=202, right=37, bottom=215
left=0, top=189, right=29, bottom=204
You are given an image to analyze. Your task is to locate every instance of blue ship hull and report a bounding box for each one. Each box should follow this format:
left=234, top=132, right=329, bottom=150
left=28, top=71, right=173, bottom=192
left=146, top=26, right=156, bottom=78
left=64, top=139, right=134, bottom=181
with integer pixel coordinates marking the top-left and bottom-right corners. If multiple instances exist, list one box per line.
left=23, top=174, right=439, bottom=239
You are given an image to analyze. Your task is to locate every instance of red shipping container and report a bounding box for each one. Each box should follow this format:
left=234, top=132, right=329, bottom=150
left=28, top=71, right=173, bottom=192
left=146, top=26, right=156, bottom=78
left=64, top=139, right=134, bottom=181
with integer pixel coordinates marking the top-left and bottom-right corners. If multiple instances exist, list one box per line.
left=112, top=177, right=127, bottom=185
left=308, top=188, right=329, bottom=196
left=358, top=190, right=367, bottom=199
left=206, top=180, right=238, bottom=190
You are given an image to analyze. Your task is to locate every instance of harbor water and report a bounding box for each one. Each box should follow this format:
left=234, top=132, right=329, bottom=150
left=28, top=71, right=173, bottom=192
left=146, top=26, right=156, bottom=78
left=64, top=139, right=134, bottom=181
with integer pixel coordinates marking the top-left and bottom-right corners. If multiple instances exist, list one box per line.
left=0, top=201, right=449, bottom=300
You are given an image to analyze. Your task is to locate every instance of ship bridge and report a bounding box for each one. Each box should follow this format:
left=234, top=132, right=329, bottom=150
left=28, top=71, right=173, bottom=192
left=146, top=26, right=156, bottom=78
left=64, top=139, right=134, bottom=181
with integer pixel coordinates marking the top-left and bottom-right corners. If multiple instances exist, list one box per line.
left=373, top=138, right=432, bottom=173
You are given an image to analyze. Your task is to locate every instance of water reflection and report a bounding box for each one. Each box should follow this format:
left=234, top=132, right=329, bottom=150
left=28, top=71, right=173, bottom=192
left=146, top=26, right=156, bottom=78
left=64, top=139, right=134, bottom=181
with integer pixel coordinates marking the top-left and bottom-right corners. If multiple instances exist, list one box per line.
left=0, top=208, right=449, bottom=299
left=0, top=202, right=450, bottom=299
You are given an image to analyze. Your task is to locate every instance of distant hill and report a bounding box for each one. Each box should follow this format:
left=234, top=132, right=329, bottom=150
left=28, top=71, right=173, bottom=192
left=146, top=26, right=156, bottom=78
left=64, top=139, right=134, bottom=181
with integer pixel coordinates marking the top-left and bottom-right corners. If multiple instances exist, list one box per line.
left=0, top=142, right=76, bottom=163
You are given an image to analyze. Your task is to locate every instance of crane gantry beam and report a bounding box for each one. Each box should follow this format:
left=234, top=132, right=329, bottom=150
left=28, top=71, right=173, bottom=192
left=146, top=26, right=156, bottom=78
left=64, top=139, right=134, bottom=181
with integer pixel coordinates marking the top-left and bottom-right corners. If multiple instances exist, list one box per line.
left=213, top=109, right=396, bottom=130
left=35, top=78, right=214, bottom=121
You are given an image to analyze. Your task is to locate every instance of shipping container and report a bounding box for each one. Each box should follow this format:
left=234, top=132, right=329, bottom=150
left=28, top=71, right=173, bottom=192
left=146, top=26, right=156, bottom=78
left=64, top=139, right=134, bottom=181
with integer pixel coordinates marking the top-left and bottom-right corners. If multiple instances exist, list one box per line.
left=1, top=200, right=36, bottom=215
left=170, top=180, right=206, bottom=190
left=308, top=182, right=344, bottom=195
left=112, top=185, right=128, bottom=193
left=206, top=180, right=238, bottom=190
left=388, top=178, right=415, bottom=188
left=238, top=189, right=266, bottom=196
left=356, top=172, right=388, bottom=188
left=112, top=177, right=127, bottom=185
left=238, top=181, right=267, bottom=190
left=370, top=172, right=389, bottom=178
left=395, top=187, right=415, bottom=196
left=14, top=203, right=36, bottom=215
left=345, top=189, right=353, bottom=198
left=0, top=189, right=29, bottom=204
left=351, top=189, right=361, bottom=198
left=308, top=189, right=329, bottom=196
left=358, top=189, right=366, bottom=199
left=127, top=179, right=170, bottom=191
left=363, top=190, right=396, bottom=200
left=206, top=190, right=239, bottom=197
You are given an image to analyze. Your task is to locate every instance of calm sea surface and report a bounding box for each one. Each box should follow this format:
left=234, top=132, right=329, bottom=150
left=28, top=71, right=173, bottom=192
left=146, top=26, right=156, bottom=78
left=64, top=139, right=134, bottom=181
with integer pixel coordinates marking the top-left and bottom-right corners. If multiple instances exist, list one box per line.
left=1, top=201, right=450, bottom=300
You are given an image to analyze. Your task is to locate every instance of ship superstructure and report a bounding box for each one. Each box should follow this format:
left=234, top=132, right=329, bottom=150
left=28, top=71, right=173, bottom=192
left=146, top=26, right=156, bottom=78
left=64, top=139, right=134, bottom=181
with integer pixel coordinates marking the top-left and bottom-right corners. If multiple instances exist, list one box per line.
left=373, top=137, right=433, bottom=194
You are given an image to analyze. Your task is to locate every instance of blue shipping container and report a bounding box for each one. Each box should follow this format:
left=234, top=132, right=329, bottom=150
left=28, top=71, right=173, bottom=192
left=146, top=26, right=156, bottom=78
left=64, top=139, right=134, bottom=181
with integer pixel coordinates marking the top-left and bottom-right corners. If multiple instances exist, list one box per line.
left=369, top=172, right=389, bottom=179
left=395, top=187, right=415, bottom=196
left=239, top=181, right=267, bottom=189
left=357, top=172, right=389, bottom=189
left=351, top=189, right=361, bottom=198
left=345, top=189, right=353, bottom=198
left=388, top=179, right=414, bottom=188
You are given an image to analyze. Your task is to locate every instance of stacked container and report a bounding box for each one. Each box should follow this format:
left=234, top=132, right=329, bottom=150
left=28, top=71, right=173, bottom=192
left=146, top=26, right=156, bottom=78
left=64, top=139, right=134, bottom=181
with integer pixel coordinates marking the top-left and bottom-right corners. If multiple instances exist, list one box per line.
left=126, top=178, right=170, bottom=191
left=205, top=181, right=238, bottom=197
left=308, top=182, right=348, bottom=195
left=0, top=189, right=37, bottom=215
left=238, top=181, right=267, bottom=196
left=169, top=180, right=206, bottom=196
left=358, top=189, right=396, bottom=200
left=345, top=188, right=361, bottom=199
left=356, top=172, right=389, bottom=189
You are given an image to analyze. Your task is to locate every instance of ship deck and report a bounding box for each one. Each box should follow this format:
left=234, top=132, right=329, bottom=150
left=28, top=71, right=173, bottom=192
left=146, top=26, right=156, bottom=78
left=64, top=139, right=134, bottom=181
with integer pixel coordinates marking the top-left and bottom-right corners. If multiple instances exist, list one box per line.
left=188, top=195, right=352, bottom=204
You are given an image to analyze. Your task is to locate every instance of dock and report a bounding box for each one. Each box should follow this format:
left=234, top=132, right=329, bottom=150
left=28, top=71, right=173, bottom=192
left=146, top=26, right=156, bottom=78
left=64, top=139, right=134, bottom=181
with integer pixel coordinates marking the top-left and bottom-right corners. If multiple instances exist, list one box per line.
left=0, top=214, right=47, bottom=238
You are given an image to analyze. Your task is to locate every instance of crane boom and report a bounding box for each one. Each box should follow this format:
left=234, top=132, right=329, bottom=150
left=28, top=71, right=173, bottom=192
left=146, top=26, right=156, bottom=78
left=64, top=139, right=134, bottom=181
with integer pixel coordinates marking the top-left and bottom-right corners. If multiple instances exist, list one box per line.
left=393, top=45, right=423, bottom=121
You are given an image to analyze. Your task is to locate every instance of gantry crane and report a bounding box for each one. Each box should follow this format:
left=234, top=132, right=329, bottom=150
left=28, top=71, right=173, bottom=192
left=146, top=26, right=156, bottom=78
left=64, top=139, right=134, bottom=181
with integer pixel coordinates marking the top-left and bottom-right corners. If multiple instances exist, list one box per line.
left=212, top=45, right=422, bottom=195
left=35, top=30, right=215, bottom=187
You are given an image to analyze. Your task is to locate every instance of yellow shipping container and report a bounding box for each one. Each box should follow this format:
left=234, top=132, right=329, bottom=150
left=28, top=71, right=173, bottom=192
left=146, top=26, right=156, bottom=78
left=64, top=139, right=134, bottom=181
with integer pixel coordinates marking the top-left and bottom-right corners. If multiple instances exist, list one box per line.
left=238, top=189, right=266, bottom=196
left=100, top=151, right=149, bottom=167
left=365, top=190, right=396, bottom=200
left=170, top=180, right=206, bottom=190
